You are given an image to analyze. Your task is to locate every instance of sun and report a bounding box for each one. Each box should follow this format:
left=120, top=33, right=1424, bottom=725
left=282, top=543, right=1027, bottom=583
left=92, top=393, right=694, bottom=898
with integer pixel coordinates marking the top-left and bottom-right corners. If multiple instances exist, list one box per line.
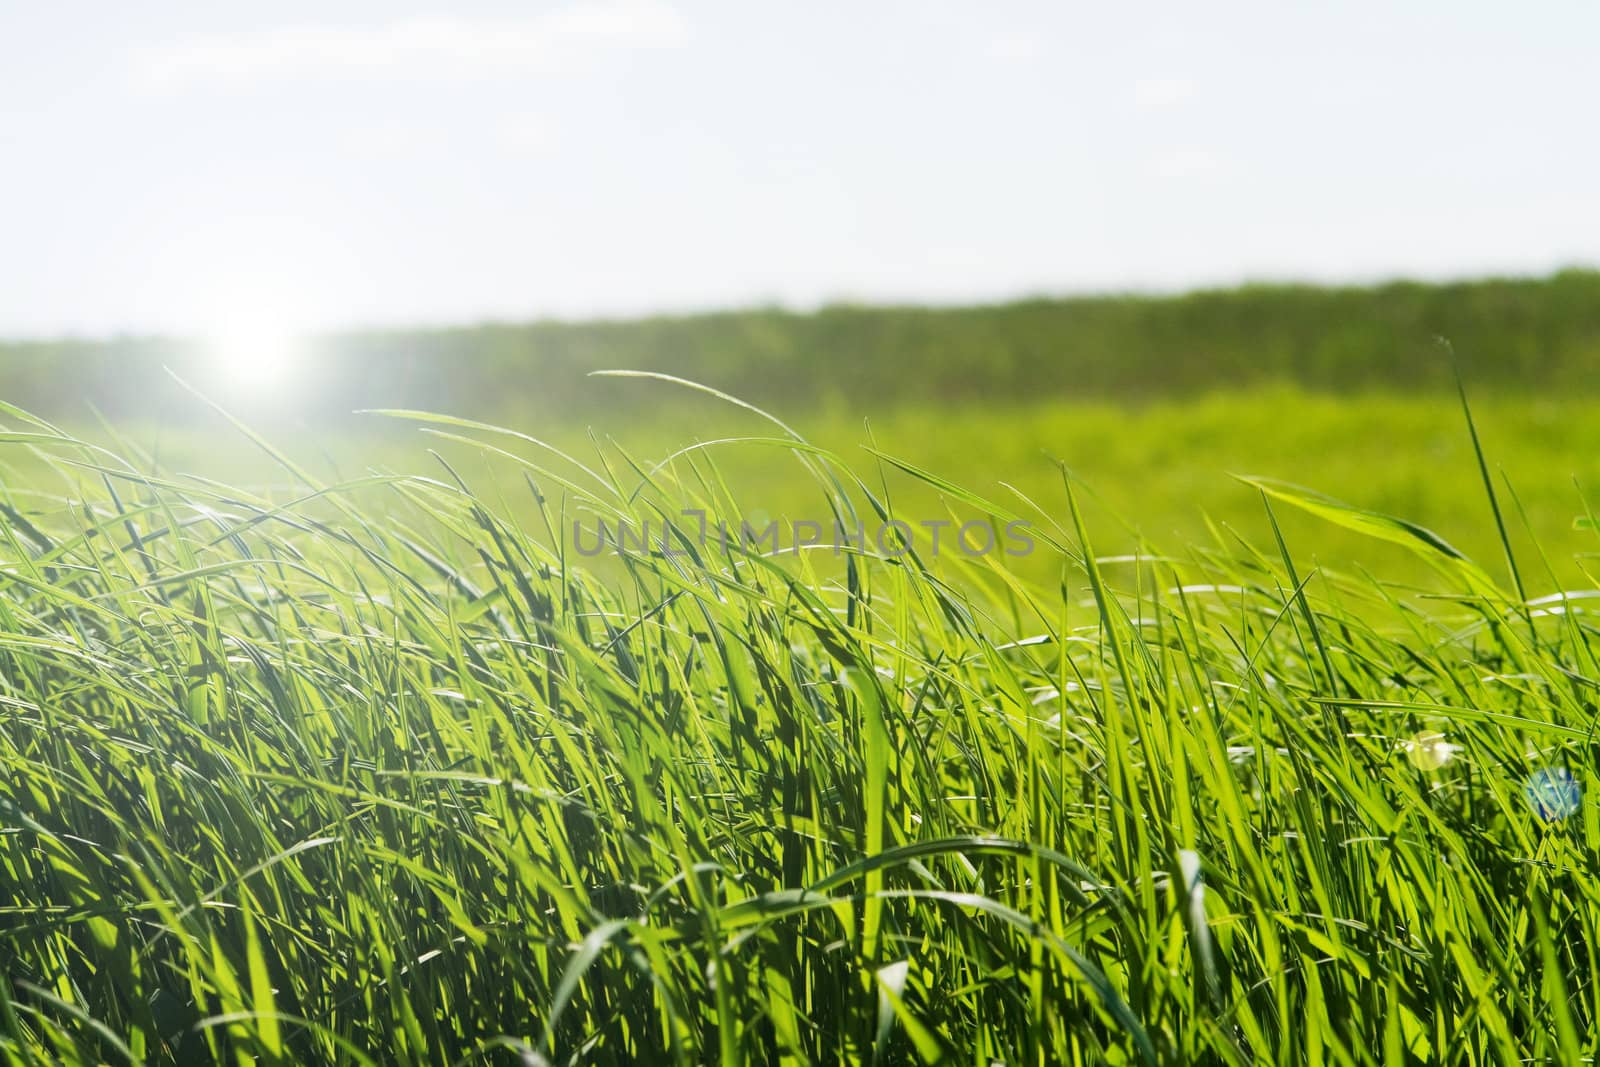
left=206, top=323, right=303, bottom=392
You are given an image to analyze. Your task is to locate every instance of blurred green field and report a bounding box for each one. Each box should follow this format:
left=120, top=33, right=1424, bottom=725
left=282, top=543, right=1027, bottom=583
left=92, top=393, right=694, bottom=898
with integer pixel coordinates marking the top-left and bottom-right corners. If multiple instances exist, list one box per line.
left=7, top=270, right=1599, bottom=599
left=25, top=385, right=1598, bottom=597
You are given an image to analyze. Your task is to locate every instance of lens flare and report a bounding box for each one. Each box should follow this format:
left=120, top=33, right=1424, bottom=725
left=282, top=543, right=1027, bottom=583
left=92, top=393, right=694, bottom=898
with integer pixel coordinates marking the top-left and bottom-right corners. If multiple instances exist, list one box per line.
left=1405, top=730, right=1456, bottom=771
left=1525, top=768, right=1582, bottom=822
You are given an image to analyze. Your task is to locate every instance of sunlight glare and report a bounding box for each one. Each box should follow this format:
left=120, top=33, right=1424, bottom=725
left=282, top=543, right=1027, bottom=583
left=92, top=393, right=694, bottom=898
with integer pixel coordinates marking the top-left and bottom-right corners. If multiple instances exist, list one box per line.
left=207, top=324, right=303, bottom=392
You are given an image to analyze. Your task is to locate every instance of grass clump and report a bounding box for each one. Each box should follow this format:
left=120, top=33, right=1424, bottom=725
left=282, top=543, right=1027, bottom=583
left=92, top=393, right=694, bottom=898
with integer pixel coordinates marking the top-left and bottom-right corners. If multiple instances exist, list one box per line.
left=0, top=392, right=1597, bottom=1065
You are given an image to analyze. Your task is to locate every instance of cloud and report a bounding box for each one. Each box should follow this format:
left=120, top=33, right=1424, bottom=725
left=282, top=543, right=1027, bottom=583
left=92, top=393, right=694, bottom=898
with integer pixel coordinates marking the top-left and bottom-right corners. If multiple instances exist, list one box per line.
left=136, top=1, right=687, bottom=86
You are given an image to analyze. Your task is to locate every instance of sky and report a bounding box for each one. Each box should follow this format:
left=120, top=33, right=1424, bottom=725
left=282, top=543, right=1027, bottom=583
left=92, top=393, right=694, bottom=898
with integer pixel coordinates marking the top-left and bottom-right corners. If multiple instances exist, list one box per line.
left=3, top=1, right=1598, bottom=338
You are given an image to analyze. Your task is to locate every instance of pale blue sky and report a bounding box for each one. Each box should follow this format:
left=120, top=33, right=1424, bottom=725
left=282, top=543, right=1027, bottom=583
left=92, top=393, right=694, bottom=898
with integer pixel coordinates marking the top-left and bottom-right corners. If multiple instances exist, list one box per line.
left=3, top=1, right=1597, bottom=336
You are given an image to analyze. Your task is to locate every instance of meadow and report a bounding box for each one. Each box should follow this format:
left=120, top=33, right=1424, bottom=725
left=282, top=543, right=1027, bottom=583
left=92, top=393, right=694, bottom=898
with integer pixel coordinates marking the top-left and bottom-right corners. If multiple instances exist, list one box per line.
left=2, top=274, right=1600, bottom=1063
left=31, top=384, right=1600, bottom=595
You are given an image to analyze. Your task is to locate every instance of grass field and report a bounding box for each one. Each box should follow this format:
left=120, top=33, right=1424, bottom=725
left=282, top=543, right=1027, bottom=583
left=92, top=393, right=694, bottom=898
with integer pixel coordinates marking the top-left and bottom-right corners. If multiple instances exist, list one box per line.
left=41, top=383, right=1600, bottom=593
left=3, top=275, right=1600, bottom=1063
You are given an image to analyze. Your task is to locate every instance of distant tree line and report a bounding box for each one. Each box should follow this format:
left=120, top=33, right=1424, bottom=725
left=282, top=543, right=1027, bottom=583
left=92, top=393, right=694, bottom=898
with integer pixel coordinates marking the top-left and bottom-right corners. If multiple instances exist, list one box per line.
left=4, top=270, right=1598, bottom=424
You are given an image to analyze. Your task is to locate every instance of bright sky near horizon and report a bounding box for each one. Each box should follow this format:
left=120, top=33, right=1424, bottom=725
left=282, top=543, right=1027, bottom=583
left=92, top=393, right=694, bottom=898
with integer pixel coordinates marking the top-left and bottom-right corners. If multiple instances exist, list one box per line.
left=3, top=1, right=1597, bottom=338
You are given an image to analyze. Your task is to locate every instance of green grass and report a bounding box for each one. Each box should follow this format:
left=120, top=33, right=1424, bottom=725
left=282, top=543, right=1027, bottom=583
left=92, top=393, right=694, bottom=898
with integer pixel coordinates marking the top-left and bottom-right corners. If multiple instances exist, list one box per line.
left=1, top=384, right=1598, bottom=1065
